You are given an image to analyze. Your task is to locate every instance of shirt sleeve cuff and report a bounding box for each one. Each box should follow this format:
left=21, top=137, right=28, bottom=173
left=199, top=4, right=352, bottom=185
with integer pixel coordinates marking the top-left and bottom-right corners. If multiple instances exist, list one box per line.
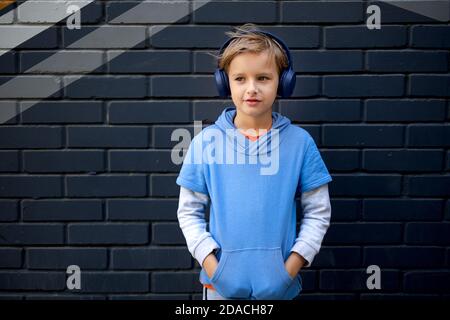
left=194, top=236, right=220, bottom=267
left=290, top=240, right=317, bottom=268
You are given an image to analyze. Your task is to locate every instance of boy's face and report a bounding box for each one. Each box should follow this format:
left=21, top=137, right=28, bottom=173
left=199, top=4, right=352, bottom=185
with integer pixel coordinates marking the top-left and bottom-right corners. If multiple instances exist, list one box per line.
left=227, top=50, right=279, bottom=123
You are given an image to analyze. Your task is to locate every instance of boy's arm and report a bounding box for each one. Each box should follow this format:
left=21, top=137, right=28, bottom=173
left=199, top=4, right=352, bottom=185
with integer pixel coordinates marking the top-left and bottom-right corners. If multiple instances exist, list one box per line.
left=177, top=186, right=220, bottom=268
left=290, top=183, right=331, bottom=268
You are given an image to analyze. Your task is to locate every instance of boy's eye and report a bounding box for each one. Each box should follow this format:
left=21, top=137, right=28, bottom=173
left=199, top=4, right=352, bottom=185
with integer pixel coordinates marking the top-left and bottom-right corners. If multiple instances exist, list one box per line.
left=234, top=77, right=269, bottom=81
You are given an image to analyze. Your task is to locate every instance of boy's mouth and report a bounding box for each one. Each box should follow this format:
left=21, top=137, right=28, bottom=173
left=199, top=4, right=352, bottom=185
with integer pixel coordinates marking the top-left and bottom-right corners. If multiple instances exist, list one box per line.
left=245, top=99, right=262, bottom=106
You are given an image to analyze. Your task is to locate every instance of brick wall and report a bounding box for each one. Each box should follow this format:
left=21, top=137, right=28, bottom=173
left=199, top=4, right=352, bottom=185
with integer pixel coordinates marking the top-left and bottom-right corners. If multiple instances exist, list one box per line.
left=0, top=0, right=449, bottom=300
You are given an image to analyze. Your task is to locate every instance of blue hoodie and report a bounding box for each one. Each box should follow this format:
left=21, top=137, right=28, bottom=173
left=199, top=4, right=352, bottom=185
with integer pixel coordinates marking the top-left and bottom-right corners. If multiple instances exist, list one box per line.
left=176, top=107, right=332, bottom=300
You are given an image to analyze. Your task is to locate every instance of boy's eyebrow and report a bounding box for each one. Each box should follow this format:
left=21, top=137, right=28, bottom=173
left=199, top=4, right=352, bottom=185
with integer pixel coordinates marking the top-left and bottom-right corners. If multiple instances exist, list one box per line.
left=231, top=72, right=274, bottom=77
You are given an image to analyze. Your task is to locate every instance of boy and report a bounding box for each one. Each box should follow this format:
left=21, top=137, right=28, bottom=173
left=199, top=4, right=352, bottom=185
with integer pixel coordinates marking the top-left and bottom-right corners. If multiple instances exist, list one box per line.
left=176, top=24, right=332, bottom=300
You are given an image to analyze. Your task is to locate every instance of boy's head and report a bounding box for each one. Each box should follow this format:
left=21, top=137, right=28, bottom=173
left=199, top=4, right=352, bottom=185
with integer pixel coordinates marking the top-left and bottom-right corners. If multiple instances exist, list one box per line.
left=214, top=24, right=290, bottom=121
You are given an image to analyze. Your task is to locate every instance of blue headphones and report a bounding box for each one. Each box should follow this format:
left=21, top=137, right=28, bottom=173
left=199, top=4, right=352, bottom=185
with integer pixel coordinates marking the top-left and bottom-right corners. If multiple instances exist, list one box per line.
left=214, top=30, right=296, bottom=98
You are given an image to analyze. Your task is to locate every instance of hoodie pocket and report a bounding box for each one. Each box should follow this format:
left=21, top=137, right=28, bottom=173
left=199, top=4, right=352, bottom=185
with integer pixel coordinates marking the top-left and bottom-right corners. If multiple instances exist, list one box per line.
left=251, top=248, right=294, bottom=300
left=210, top=248, right=296, bottom=300
left=210, top=250, right=252, bottom=299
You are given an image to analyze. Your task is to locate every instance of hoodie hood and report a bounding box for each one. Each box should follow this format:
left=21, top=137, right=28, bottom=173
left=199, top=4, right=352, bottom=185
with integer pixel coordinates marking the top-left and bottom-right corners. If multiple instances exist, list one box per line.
left=214, top=106, right=291, bottom=156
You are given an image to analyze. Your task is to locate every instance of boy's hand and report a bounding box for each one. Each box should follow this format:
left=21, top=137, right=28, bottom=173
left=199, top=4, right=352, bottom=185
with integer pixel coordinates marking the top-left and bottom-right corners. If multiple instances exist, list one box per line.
left=284, top=252, right=306, bottom=278
left=203, top=251, right=219, bottom=279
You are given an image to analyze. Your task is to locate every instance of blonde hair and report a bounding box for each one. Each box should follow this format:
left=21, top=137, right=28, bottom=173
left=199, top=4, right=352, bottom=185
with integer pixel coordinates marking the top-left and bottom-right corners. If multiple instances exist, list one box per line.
left=209, top=23, right=289, bottom=77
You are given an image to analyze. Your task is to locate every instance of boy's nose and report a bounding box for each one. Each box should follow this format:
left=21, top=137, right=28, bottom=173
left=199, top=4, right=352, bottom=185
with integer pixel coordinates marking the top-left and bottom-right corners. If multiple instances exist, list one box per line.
left=246, top=81, right=258, bottom=93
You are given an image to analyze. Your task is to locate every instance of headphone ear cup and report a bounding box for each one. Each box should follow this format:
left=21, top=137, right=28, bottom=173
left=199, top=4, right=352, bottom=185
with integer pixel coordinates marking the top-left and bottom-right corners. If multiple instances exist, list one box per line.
left=214, top=69, right=231, bottom=98
left=278, top=68, right=296, bottom=97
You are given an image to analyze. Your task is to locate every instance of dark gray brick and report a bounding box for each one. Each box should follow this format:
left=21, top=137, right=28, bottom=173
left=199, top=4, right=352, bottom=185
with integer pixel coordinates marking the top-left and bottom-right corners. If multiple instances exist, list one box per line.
left=364, top=247, right=445, bottom=268
left=291, top=76, right=320, bottom=97
left=152, top=271, right=202, bottom=293
left=366, top=99, right=446, bottom=122
left=64, top=76, right=147, bottom=98
left=18, top=1, right=103, bottom=23
left=411, top=26, right=450, bottom=48
left=367, top=51, right=449, bottom=72
left=312, top=247, right=361, bottom=268
left=107, top=199, right=178, bottom=221
left=0, top=272, right=65, bottom=290
left=0, top=76, right=61, bottom=98
left=0, top=101, right=18, bottom=124
left=328, top=199, right=360, bottom=222
left=108, top=51, right=190, bottom=73
left=363, top=199, right=443, bottom=221
left=408, top=176, right=450, bottom=197
left=0, top=248, right=22, bottom=268
left=26, top=248, right=107, bottom=270
left=324, top=75, right=404, bottom=97
left=112, top=247, right=191, bottom=269
left=0, top=200, right=18, bottom=221
left=0, top=176, right=62, bottom=198
left=194, top=51, right=218, bottom=73
left=66, top=175, right=147, bottom=197
left=150, top=174, right=179, bottom=197
left=1, top=26, right=58, bottom=49
left=0, top=50, right=15, bottom=73
left=280, top=100, right=361, bottom=122
left=68, top=126, right=149, bottom=148
left=408, top=125, right=450, bottom=147
left=20, top=51, right=105, bottom=74
left=22, top=199, right=103, bottom=221
left=405, top=223, right=450, bottom=244
left=297, top=270, right=317, bottom=292
left=323, top=223, right=403, bottom=244
left=109, top=150, right=179, bottom=172
left=323, top=125, right=404, bottom=147
left=320, top=270, right=400, bottom=291
left=77, top=272, right=149, bottom=293
left=360, top=293, right=440, bottom=300
left=24, top=151, right=105, bottom=173
left=293, top=50, right=363, bottom=73
left=68, top=223, right=149, bottom=245
left=20, top=101, right=103, bottom=124
left=404, top=272, right=450, bottom=293
left=0, top=224, right=64, bottom=245
left=150, top=25, right=236, bottom=48
left=363, top=150, right=444, bottom=172
left=63, top=26, right=146, bottom=49
left=0, top=127, right=62, bottom=148
left=152, top=223, right=185, bottom=245
left=320, top=150, right=360, bottom=172
left=193, top=1, right=277, bottom=23
left=330, top=175, right=402, bottom=196
left=282, top=1, right=364, bottom=23
left=193, top=102, right=231, bottom=123
left=107, top=1, right=189, bottom=24
left=0, top=151, right=19, bottom=172
left=410, top=75, right=450, bottom=97
left=296, top=293, right=356, bottom=301
left=151, top=76, right=216, bottom=98
left=108, top=101, right=190, bottom=124
left=325, top=26, right=407, bottom=48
